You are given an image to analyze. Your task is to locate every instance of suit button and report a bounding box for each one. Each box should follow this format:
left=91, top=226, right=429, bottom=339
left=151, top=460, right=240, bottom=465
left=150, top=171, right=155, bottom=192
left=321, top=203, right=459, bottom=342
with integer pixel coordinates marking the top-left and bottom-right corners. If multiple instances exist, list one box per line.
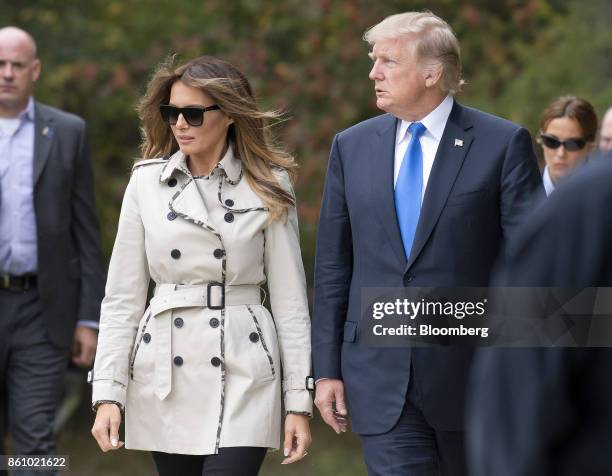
left=171, top=249, right=181, bottom=259
left=209, top=318, right=219, bottom=328
left=167, top=211, right=177, bottom=221
left=249, top=332, right=259, bottom=343
left=174, top=317, right=184, bottom=328
left=224, top=212, right=234, bottom=223
left=225, top=199, right=234, bottom=207
left=406, top=275, right=414, bottom=283
left=168, top=178, right=177, bottom=187
left=211, top=357, right=221, bottom=367
left=143, top=333, right=151, bottom=343
left=173, top=356, right=183, bottom=366
left=213, top=249, right=225, bottom=259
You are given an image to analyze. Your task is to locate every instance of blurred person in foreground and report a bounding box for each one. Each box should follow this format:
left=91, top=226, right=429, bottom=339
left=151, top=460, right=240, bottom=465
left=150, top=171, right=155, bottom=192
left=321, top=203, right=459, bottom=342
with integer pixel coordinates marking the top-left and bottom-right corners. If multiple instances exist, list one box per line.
left=467, top=152, right=612, bottom=476
left=0, top=26, right=103, bottom=473
left=537, top=95, right=597, bottom=196
left=598, top=106, right=612, bottom=152
left=90, top=55, right=312, bottom=475
left=312, top=11, right=542, bottom=476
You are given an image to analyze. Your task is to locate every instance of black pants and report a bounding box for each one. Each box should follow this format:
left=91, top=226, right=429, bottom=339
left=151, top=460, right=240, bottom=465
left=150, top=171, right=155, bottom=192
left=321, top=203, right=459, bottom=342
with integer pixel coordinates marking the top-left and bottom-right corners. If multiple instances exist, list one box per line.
left=0, top=287, right=70, bottom=476
left=152, top=447, right=268, bottom=476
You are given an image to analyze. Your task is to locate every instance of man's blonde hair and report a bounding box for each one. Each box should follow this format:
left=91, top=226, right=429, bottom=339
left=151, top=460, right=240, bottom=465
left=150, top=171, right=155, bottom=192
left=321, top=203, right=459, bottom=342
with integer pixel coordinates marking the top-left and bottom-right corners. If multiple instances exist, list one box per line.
left=364, top=11, right=464, bottom=94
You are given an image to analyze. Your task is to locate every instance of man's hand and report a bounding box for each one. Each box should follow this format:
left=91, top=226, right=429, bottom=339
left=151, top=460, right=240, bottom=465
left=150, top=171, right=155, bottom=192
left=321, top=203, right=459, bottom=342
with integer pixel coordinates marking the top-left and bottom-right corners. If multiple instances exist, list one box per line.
left=314, top=379, right=348, bottom=434
left=71, top=325, right=97, bottom=367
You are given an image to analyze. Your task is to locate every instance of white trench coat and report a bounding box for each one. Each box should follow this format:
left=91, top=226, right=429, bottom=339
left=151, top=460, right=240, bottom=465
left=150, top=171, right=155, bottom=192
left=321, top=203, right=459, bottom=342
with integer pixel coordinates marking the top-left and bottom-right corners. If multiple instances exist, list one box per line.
left=91, top=146, right=312, bottom=455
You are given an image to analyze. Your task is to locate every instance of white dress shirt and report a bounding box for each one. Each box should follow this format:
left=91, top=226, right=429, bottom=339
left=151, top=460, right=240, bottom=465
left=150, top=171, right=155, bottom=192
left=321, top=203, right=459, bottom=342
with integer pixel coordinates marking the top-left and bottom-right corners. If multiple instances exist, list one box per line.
left=0, top=97, right=37, bottom=275
left=542, top=165, right=555, bottom=197
left=394, top=95, right=454, bottom=201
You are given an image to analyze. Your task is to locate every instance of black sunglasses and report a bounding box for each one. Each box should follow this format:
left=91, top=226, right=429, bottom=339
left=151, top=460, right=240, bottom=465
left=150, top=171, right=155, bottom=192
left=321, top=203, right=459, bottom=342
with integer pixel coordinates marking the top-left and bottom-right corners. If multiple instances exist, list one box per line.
left=539, top=132, right=587, bottom=151
left=159, top=104, right=221, bottom=127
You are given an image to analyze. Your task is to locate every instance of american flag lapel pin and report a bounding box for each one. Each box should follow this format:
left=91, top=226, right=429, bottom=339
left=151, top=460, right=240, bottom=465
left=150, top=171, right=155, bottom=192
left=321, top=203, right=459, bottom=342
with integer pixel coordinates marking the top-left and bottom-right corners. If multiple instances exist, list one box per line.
left=454, top=138, right=463, bottom=147
left=42, top=126, right=54, bottom=138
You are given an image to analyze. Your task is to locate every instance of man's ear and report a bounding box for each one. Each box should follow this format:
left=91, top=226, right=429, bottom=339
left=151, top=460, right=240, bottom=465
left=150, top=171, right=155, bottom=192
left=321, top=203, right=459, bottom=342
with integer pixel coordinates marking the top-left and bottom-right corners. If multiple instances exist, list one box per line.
left=424, top=65, right=443, bottom=88
left=31, top=58, right=41, bottom=83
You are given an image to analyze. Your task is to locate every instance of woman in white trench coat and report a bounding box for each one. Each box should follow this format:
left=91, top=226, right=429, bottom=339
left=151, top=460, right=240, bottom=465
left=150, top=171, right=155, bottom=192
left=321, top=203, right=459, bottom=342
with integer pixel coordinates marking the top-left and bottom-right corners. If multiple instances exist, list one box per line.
left=90, top=55, right=313, bottom=475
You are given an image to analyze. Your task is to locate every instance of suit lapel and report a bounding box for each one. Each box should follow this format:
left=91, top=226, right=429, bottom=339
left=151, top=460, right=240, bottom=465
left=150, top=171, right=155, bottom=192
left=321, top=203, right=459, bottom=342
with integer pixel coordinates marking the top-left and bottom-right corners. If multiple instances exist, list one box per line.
left=406, top=101, right=474, bottom=271
left=33, top=103, right=55, bottom=186
left=370, top=115, right=407, bottom=267
left=33, top=102, right=57, bottom=186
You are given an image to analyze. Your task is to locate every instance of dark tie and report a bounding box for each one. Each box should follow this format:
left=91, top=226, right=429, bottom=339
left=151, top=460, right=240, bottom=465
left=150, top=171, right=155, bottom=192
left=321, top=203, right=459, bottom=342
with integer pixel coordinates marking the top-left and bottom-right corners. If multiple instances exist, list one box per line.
left=395, top=122, right=426, bottom=259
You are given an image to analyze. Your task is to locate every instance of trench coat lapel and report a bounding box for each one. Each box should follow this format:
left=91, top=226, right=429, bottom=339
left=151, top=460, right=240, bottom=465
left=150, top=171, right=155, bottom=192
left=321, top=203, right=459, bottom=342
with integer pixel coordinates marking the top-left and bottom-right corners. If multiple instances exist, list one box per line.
left=163, top=151, right=220, bottom=236
left=170, top=178, right=220, bottom=236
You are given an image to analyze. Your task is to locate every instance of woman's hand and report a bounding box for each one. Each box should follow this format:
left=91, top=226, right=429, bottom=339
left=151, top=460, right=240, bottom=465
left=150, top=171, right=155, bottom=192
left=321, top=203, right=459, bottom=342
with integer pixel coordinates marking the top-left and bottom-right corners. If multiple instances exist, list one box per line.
left=281, top=413, right=312, bottom=464
left=91, top=403, right=124, bottom=452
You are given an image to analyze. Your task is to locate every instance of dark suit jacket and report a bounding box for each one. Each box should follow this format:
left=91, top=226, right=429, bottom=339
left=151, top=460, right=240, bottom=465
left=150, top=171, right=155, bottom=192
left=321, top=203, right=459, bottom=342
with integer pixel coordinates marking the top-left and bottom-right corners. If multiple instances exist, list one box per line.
left=467, top=155, right=612, bottom=476
left=312, top=100, right=543, bottom=434
left=32, top=102, right=104, bottom=348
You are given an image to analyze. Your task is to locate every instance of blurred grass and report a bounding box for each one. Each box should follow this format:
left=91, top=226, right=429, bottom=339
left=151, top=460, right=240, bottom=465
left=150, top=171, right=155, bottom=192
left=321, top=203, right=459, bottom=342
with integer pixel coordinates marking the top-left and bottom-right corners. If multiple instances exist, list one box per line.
left=56, top=382, right=366, bottom=476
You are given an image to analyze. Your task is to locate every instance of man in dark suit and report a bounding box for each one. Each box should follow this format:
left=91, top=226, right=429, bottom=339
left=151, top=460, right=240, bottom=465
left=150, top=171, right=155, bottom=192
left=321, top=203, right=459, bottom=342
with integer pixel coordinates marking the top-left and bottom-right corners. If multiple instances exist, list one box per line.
left=0, top=26, right=104, bottom=464
left=312, top=11, right=543, bottom=475
left=467, top=153, right=612, bottom=476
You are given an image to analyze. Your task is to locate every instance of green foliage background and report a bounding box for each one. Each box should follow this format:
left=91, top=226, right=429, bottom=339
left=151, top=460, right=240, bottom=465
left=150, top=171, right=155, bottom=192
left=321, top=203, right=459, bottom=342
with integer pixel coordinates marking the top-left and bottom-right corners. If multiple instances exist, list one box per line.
left=3, top=0, right=612, bottom=474
left=5, top=0, right=612, bottom=271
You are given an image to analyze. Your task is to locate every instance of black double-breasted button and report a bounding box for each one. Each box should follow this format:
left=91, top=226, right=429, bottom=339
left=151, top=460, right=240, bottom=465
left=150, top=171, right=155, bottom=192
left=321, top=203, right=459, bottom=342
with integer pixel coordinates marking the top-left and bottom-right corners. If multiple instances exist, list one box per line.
left=168, top=178, right=177, bottom=187
left=224, top=212, right=234, bottom=223
left=405, top=275, right=415, bottom=284
left=213, top=249, right=225, bottom=259
left=209, top=318, right=219, bottom=328
left=249, top=332, right=259, bottom=343
left=143, top=333, right=151, bottom=343
left=171, top=249, right=181, bottom=259
left=174, top=317, right=184, bottom=328
left=225, top=199, right=234, bottom=207
left=167, top=211, right=177, bottom=221
left=173, top=356, right=183, bottom=366
left=211, top=357, right=221, bottom=367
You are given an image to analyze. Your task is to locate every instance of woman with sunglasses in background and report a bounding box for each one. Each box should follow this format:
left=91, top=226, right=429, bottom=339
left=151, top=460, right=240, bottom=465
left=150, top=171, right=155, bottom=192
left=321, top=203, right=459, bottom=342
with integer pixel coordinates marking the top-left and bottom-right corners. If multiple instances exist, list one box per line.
left=89, top=55, right=312, bottom=475
left=538, top=96, right=598, bottom=196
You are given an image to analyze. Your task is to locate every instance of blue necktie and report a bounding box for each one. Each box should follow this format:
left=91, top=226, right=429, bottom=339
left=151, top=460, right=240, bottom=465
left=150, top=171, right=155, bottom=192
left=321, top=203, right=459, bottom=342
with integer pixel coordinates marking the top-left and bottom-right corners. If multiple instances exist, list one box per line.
left=395, top=122, right=426, bottom=259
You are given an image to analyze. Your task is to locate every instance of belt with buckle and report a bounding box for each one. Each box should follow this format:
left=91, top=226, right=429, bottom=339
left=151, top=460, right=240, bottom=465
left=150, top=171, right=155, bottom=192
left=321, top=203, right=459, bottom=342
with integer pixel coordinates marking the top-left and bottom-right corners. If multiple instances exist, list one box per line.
left=149, top=282, right=262, bottom=400
left=0, top=274, right=37, bottom=291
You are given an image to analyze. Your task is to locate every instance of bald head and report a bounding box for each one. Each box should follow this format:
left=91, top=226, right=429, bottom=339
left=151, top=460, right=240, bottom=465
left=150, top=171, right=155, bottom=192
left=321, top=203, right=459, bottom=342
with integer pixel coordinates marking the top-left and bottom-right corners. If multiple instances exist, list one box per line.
left=600, top=107, right=612, bottom=152
left=0, top=26, right=40, bottom=117
left=0, top=27, right=37, bottom=60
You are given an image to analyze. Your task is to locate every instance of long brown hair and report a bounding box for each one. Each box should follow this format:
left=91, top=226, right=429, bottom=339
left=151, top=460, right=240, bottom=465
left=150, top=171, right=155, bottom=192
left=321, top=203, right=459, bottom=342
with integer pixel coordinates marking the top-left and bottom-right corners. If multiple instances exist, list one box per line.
left=137, top=55, right=297, bottom=221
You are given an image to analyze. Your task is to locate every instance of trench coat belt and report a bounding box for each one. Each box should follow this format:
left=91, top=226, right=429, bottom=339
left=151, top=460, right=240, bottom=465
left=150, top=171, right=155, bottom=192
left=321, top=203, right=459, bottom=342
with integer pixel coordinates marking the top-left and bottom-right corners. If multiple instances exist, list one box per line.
left=149, top=283, right=262, bottom=400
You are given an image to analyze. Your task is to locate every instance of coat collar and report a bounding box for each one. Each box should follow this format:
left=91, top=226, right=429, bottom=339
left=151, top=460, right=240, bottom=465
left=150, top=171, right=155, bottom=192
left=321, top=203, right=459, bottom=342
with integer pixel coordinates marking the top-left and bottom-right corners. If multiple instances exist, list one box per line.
left=160, top=149, right=190, bottom=182
left=215, top=144, right=242, bottom=184
left=159, top=144, right=242, bottom=184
